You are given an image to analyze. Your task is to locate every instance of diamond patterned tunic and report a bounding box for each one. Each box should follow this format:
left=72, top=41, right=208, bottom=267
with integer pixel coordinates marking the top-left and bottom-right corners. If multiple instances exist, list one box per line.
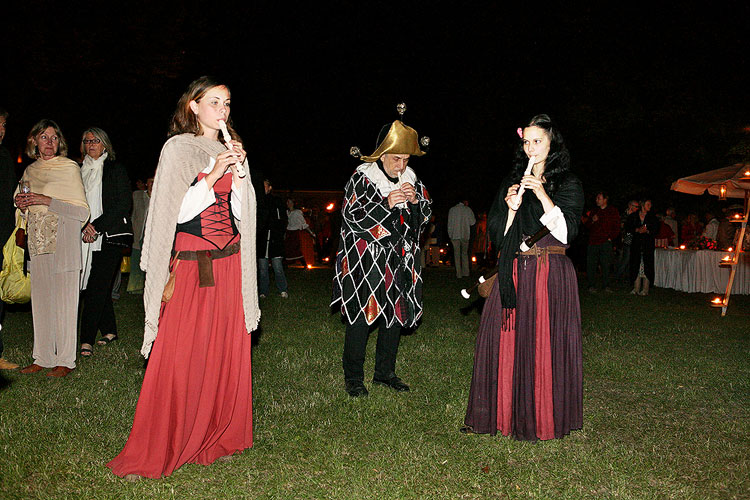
left=331, top=163, right=432, bottom=327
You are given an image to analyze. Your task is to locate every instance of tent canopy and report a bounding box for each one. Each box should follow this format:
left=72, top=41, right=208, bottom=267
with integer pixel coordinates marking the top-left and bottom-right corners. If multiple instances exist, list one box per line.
left=671, top=162, right=750, bottom=198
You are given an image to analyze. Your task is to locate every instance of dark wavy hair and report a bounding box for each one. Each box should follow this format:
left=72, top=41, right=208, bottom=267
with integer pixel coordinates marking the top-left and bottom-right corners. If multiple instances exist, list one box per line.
left=510, top=114, right=571, bottom=196
left=168, top=76, right=239, bottom=142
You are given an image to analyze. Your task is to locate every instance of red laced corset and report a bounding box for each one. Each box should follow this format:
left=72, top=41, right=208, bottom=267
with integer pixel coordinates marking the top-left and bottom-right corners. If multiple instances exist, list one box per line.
left=187, top=172, right=238, bottom=250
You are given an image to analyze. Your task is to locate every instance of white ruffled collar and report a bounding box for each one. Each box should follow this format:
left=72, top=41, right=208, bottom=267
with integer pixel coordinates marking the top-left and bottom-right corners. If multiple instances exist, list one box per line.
left=356, top=162, right=416, bottom=198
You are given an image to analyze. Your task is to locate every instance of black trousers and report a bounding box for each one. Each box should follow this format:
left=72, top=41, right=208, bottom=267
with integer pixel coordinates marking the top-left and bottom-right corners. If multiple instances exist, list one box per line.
left=80, top=245, right=122, bottom=346
left=343, top=317, right=402, bottom=382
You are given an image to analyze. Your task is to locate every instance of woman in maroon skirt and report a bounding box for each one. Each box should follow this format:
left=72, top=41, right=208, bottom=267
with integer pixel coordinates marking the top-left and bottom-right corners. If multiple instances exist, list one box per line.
left=463, top=114, right=584, bottom=441
left=107, top=76, right=260, bottom=479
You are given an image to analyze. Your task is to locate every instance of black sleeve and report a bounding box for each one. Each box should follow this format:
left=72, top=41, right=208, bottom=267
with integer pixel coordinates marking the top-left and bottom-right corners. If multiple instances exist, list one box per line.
left=623, top=213, right=638, bottom=233
left=645, top=213, right=660, bottom=235
left=550, top=174, right=585, bottom=242
left=487, top=175, right=514, bottom=250
left=92, top=161, right=132, bottom=233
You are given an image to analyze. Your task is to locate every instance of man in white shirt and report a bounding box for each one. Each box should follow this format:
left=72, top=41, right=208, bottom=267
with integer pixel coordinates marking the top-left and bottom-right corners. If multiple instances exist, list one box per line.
left=447, top=200, right=476, bottom=278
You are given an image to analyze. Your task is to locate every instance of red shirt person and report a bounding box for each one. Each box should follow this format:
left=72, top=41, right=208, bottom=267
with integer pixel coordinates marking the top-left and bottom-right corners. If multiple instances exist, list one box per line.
left=583, top=192, right=620, bottom=291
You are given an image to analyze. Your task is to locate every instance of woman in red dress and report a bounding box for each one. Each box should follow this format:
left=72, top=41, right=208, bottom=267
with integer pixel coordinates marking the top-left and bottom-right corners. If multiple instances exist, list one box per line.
left=107, top=76, right=260, bottom=479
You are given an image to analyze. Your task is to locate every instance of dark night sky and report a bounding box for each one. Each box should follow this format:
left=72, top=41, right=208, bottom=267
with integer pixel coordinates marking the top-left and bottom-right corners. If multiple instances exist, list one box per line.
left=3, top=2, right=749, bottom=218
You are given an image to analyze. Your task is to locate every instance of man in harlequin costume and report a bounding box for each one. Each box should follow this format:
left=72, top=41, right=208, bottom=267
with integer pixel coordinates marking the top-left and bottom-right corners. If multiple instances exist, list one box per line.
left=331, top=109, right=432, bottom=397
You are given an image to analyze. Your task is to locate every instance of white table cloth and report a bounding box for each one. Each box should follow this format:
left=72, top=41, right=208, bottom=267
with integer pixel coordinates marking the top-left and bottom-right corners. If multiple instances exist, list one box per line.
left=655, top=248, right=750, bottom=294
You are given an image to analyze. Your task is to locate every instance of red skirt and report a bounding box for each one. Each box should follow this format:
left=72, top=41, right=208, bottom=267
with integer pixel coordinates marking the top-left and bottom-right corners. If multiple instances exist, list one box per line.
left=107, top=233, right=252, bottom=478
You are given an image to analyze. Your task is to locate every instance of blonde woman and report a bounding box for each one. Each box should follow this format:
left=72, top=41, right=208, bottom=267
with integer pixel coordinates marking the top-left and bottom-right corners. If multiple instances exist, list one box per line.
left=15, top=119, right=89, bottom=377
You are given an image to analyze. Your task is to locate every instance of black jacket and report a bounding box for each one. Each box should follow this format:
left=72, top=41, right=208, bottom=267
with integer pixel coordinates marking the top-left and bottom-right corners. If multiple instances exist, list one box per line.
left=257, top=193, right=287, bottom=259
left=91, top=158, right=132, bottom=238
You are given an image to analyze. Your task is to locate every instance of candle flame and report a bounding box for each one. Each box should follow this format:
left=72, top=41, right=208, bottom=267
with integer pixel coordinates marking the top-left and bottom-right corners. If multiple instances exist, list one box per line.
left=306, top=264, right=312, bottom=269
left=711, top=297, right=723, bottom=304
left=679, top=245, right=686, bottom=250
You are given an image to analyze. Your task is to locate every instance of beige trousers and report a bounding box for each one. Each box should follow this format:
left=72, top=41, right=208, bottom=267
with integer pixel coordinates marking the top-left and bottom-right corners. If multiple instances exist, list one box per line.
left=30, top=253, right=79, bottom=369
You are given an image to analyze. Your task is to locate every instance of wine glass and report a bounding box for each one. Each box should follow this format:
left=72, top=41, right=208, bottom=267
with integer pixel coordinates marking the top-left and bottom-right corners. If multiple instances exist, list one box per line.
left=19, top=180, right=30, bottom=194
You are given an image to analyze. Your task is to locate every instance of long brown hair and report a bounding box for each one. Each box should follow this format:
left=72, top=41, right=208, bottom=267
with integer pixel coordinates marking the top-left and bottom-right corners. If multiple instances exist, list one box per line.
left=168, top=76, right=239, bottom=142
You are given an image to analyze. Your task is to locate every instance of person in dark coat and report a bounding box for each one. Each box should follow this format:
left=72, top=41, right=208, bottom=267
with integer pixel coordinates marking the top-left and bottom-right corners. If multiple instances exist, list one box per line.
left=78, top=127, right=132, bottom=356
left=0, top=107, right=19, bottom=370
left=624, top=199, right=659, bottom=295
left=257, top=178, right=288, bottom=298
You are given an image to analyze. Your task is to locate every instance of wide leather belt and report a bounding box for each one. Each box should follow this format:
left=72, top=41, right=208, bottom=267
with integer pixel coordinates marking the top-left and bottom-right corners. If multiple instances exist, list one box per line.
left=519, top=245, right=566, bottom=256
left=172, top=241, right=240, bottom=288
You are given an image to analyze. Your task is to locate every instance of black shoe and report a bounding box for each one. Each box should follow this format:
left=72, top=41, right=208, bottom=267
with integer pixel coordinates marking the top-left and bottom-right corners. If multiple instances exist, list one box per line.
left=372, top=375, right=410, bottom=392
left=345, top=380, right=368, bottom=398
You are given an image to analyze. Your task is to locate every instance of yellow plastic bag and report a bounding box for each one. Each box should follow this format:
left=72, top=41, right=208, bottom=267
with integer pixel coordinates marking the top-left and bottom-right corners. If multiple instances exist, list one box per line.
left=0, top=215, right=31, bottom=304
left=120, top=256, right=130, bottom=274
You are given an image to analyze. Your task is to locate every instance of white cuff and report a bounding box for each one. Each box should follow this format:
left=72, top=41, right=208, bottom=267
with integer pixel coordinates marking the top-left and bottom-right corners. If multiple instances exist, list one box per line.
left=539, top=205, right=568, bottom=244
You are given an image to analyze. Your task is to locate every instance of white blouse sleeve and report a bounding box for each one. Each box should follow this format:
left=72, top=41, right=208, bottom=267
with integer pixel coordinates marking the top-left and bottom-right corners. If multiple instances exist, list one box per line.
left=539, top=205, right=569, bottom=244
left=177, top=160, right=219, bottom=223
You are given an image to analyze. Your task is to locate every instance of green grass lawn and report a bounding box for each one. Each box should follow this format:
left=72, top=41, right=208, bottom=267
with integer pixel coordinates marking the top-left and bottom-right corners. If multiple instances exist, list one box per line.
left=0, top=266, right=748, bottom=499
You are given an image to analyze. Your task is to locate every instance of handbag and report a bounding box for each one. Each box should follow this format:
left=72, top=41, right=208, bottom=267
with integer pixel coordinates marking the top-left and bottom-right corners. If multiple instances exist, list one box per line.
left=15, top=227, right=26, bottom=248
left=0, top=215, right=31, bottom=304
left=477, top=273, right=496, bottom=298
left=102, top=214, right=134, bottom=248
left=161, top=252, right=181, bottom=303
left=103, top=231, right=134, bottom=249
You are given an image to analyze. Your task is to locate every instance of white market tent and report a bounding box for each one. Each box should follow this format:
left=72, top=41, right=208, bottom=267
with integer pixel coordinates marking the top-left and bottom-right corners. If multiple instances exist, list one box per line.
left=671, top=162, right=750, bottom=315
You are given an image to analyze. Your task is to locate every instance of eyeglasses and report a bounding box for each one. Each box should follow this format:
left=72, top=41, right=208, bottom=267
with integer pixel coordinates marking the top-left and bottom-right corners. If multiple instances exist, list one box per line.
left=83, top=138, right=101, bottom=145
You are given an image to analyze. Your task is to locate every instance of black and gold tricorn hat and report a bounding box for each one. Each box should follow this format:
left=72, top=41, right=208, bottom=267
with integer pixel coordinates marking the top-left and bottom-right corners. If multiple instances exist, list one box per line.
left=350, top=103, right=430, bottom=162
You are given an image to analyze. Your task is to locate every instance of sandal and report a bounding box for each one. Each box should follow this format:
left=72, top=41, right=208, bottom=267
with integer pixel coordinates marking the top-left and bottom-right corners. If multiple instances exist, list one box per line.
left=80, top=344, right=94, bottom=357
left=97, top=334, right=119, bottom=346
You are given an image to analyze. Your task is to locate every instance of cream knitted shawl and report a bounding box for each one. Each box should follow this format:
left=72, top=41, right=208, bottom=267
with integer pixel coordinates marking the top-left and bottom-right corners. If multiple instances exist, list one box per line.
left=140, top=134, right=260, bottom=358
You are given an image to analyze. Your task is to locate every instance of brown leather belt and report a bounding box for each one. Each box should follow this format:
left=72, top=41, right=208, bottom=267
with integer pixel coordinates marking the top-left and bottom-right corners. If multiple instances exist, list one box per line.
left=172, top=241, right=240, bottom=288
left=519, top=245, right=566, bottom=257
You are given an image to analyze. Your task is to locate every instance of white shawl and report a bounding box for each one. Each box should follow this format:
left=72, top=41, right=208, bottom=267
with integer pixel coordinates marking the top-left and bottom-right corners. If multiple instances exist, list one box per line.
left=79, top=152, right=107, bottom=289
